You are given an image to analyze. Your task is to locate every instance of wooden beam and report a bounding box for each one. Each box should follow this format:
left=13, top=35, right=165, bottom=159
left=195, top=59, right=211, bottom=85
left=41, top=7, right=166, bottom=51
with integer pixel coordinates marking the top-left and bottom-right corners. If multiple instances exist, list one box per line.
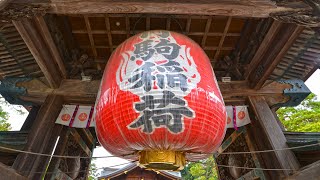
left=34, top=16, right=67, bottom=78
left=12, top=95, right=63, bottom=177
left=76, top=128, right=94, bottom=149
left=70, top=129, right=92, bottom=156
left=13, top=16, right=66, bottom=88
left=215, top=127, right=245, bottom=157
left=15, top=78, right=292, bottom=105
left=246, top=22, right=304, bottom=89
left=0, top=0, right=11, bottom=11
left=244, top=20, right=282, bottom=79
left=11, top=0, right=302, bottom=18
left=248, top=96, right=300, bottom=177
left=285, top=160, right=320, bottom=180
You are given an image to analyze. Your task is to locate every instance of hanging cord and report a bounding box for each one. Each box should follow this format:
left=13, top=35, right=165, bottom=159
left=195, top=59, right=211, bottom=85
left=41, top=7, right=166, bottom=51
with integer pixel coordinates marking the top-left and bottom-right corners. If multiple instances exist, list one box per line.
left=25, top=161, right=300, bottom=175
left=219, top=142, right=320, bottom=155
left=23, top=160, right=300, bottom=175
left=169, top=15, right=184, bottom=33
left=0, top=146, right=124, bottom=159
left=216, top=165, right=295, bottom=171
left=132, top=15, right=145, bottom=35
left=0, top=142, right=319, bottom=159
left=26, top=161, right=138, bottom=174
left=132, top=14, right=184, bottom=34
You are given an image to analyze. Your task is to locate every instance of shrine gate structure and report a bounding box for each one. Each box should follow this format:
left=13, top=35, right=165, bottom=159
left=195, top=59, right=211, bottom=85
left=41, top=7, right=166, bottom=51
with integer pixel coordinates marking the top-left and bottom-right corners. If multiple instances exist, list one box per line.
left=0, top=0, right=319, bottom=179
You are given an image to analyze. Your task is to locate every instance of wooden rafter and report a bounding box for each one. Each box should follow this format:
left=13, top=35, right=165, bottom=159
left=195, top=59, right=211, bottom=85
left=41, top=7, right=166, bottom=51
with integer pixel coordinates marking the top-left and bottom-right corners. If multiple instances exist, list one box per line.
left=13, top=17, right=67, bottom=88
left=104, top=14, right=113, bottom=52
left=246, top=21, right=304, bottom=89
left=35, top=17, right=67, bottom=78
left=0, top=24, right=41, bottom=78
left=214, top=17, right=232, bottom=62
left=84, top=15, right=97, bottom=57
left=146, top=16, right=150, bottom=31
left=244, top=21, right=282, bottom=79
left=166, top=17, right=171, bottom=30
left=185, top=17, right=191, bottom=34
left=66, top=14, right=243, bottom=74
left=201, top=17, right=212, bottom=47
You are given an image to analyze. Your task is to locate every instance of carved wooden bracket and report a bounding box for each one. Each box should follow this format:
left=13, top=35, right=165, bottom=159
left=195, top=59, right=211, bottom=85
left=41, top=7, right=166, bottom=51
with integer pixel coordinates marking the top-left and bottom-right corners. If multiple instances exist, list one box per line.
left=271, top=10, right=320, bottom=27
left=271, top=0, right=320, bottom=27
left=0, top=4, right=50, bottom=22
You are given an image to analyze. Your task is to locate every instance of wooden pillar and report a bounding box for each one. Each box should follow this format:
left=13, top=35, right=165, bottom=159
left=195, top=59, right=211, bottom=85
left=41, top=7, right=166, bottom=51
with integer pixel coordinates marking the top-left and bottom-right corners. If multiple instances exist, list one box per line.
left=12, top=95, right=63, bottom=177
left=44, top=126, right=70, bottom=180
left=0, top=162, right=27, bottom=180
left=28, top=124, right=64, bottom=179
left=248, top=96, right=300, bottom=178
left=20, top=106, right=40, bottom=131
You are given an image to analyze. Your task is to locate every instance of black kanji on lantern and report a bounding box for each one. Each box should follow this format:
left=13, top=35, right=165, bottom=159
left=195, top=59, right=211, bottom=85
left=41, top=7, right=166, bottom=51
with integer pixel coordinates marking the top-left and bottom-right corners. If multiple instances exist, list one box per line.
left=126, top=31, right=196, bottom=134
left=130, top=32, right=181, bottom=61
left=128, top=91, right=194, bottom=133
left=128, top=61, right=188, bottom=92
left=128, top=62, right=155, bottom=92
left=154, top=39, right=180, bottom=60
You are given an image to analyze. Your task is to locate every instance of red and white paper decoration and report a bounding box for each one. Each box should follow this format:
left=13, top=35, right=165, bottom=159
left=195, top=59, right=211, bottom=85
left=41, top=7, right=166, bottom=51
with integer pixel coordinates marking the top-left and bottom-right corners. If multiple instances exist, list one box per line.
left=55, top=105, right=95, bottom=128
left=56, top=105, right=249, bottom=130
left=226, top=106, right=251, bottom=129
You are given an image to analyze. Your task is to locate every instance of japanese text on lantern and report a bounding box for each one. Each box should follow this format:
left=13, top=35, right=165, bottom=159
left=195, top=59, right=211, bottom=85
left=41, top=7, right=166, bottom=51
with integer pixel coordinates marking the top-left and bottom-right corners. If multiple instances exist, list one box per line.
left=116, top=31, right=201, bottom=134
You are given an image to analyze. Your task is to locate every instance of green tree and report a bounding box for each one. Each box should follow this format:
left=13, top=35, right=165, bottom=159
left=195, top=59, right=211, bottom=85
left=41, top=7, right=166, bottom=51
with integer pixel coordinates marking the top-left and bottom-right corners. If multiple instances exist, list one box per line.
left=181, top=156, right=218, bottom=180
left=0, top=106, right=11, bottom=131
left=0, top=95, right=27, bottom=131
left=88, top=160, right=100, bottom=180
left=277, top=93, right=320, bottom=132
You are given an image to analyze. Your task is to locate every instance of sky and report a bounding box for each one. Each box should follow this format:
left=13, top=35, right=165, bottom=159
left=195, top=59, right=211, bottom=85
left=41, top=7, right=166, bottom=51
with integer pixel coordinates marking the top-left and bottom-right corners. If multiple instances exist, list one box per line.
left=3, top=69, right=320, bottom=172
left=305, top=69, right=320, bottom=97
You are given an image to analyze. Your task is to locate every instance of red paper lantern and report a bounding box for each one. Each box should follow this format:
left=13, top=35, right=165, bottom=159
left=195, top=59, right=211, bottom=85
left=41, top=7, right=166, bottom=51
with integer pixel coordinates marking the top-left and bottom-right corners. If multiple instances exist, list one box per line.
left=95, top=30, right=227, bottom=170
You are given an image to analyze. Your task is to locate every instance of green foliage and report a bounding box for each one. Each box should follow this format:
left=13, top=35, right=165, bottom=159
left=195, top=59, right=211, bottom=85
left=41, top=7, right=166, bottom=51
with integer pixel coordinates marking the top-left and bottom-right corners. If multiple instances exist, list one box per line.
left=0, top=106, right=11, bottom=131
left=88, top=160, right=100, bottom=180
left=181, top=156, right=218, bottom=180
left=277, top=93, right=320, bottom=132
left=0, top=97, right=26, bottom=116
left=0, top=95, right=27, bottom=131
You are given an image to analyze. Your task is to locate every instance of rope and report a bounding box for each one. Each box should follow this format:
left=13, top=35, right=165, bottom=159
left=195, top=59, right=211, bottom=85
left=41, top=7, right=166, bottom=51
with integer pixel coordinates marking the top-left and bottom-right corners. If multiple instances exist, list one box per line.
left=216, top=165, right=295, bottom=171
left=27, top=161, right=137, bottom=174
left=26, top=162, right=299, bottom=175
left=0, top=146, right=114, bottom=159
left=0, top=142, right=319, bottom=159
left=219, top=142, right=320, bottom=155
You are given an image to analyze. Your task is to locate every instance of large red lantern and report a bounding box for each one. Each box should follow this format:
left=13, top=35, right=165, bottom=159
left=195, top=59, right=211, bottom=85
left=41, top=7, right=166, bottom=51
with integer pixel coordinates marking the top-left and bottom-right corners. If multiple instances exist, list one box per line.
left=95, top=30, right=227, bottom=170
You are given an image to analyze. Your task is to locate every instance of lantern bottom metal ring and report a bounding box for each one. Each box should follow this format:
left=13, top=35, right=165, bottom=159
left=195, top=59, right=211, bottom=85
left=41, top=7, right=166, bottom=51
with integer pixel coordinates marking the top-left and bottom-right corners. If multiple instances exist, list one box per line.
left=138, top=150, right=186, bottom=171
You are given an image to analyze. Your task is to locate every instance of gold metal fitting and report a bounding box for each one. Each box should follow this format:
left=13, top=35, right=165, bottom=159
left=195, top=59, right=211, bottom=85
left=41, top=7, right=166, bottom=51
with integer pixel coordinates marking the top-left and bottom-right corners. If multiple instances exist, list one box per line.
left=138, top=150, right=185, bottom=171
